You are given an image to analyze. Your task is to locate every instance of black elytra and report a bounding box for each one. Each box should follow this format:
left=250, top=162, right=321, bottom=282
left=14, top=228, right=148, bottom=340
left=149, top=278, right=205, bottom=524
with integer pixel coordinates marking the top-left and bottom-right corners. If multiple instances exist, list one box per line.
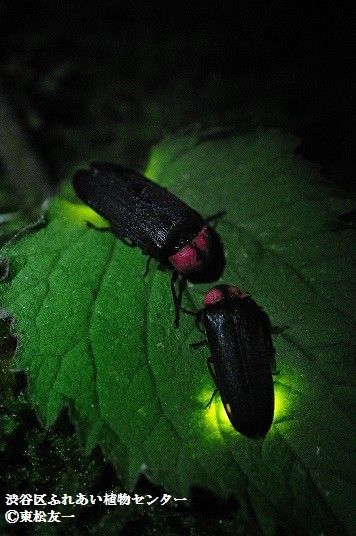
left=73, top=162, right=225, bottom=324
left=195, top=284, right=275, bottom=438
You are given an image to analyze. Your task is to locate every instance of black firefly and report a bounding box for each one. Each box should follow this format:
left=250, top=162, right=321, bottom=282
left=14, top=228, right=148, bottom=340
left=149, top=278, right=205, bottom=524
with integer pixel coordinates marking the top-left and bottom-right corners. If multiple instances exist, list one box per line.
left=193, top=284, right=275, bottom=438
left=73, top=163, right=225, bottom=324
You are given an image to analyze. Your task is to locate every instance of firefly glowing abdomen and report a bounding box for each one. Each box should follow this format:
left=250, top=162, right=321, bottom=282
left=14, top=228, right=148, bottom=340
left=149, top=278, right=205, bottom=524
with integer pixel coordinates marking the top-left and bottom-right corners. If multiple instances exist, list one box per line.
left=201, top=285, right=275, bottom=438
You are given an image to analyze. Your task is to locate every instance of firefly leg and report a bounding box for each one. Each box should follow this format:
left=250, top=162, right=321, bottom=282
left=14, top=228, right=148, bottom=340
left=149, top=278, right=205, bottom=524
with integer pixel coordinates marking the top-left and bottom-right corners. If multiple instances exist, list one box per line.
left=271, top=325, right=289, bottom=335
left=176, top=275, right=188, bottom=325
left=205, top=211, right=226, bottom=228
left=194, top=311, right=205, bottom=333
left=205, top=386, right=219, bottom=409
left=260, top=313, right=281, bottom=374
left=120, top=237, right=136, bottom=247
left=170, top=271, right=182, bottom=327
left=270, top=352, right=279, bottom=375
left=207, top=358, right=216, bottom=378
left=86, top=221, right=110, bottom=232
left=190, top=339, right=208, bottom=349
left=199, top=126, right=235, bottom=141
left=204, top=359, right=219, bottom=408
left=86, top=222, right=137, bottom=247
left=180, top=307, right=196, bottom=316
left=143, top=256, right=152, bottom=277
left=205, top=389, right=219, bottom=409
left=195, top=316, right=205, bottom=333
left=171, top=272, right=201, bottom=327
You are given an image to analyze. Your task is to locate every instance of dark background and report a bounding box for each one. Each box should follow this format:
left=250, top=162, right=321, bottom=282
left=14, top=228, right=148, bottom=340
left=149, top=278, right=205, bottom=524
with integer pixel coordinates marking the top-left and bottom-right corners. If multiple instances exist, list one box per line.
left=0, top=2, right=354, bottom=535
left=0, top=1, right=354, bottom=192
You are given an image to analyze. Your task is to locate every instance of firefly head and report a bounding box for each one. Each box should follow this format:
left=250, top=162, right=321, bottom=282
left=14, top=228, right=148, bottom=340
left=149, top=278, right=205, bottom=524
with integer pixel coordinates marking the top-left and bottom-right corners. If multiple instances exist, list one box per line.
left=168, top=226, right=210, bottom=274
left=203, top=284, right=250, bottom=307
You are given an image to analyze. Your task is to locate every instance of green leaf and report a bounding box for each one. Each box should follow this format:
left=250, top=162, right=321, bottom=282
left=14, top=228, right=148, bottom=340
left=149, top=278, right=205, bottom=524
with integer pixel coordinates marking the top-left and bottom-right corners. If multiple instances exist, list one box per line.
left=0, top=129, right=355, bottom=535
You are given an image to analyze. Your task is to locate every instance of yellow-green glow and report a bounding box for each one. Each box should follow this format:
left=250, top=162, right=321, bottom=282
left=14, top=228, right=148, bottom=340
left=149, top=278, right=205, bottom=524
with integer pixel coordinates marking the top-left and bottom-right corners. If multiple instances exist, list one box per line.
left=197, top=387, right=235, bottom=435
left=198, top=381, right=294, bottom=438
left=273, top=382, right=293, bottom=422
left=216, top=399, right=234, bottom=429
left=144, top=151, right=163, bottom=183
left=53, top=200, right=109, bottom=228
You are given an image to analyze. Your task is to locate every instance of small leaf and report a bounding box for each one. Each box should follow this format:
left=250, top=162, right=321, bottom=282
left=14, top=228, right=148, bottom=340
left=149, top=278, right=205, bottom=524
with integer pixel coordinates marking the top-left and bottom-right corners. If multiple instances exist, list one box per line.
left=0, top=128, right=355, bottom=535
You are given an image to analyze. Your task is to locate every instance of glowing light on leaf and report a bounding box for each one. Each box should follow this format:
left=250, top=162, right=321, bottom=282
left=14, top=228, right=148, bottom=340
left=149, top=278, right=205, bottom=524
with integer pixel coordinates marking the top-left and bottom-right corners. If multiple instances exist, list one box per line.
left=273, top=382, right=295, bottom=424
left=49, top=199, right=109, bottom=228
left=197, top=387, right=236, bottom=435
left=199, top=380, right=294, bottom=438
